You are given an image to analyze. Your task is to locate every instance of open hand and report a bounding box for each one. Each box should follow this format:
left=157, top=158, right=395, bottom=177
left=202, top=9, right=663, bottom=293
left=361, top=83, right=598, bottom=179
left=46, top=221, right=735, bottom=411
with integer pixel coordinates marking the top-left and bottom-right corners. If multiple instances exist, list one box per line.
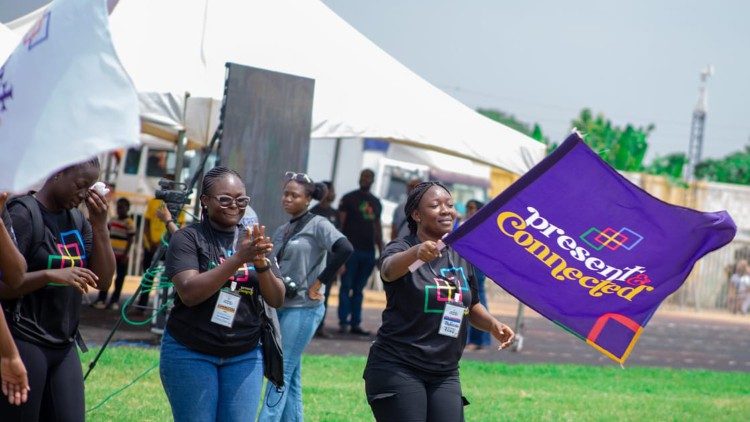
left=1, top=355, right=30, bottom=406
left=491, top=322, right=515, bottom=350
left=47, top=267, right=99, bottom=293
left=237, top=224, right=273, bottom=263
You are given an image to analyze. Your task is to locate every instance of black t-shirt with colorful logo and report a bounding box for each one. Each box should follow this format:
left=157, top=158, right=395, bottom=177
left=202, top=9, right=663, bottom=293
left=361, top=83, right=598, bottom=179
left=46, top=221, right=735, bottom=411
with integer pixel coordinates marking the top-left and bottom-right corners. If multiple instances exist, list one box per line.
left=4, top=199, right=93, bottom=348
left=165, top=222, right=281, bottom=358
left=339, top=189, right=382, bottom=251
left=369, top=235, right=479, bottom=375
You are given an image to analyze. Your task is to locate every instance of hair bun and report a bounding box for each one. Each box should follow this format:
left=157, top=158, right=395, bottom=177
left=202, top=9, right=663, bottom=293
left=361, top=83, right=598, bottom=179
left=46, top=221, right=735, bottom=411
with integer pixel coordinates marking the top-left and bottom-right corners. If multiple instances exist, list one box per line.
left=312, top=182, right=327, bottom=201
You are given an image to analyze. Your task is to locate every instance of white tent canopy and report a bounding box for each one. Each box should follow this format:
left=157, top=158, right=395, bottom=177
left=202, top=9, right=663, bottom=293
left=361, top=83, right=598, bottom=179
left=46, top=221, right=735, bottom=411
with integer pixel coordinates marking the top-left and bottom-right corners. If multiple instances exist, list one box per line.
left=6, top=0, right=545, bottom=174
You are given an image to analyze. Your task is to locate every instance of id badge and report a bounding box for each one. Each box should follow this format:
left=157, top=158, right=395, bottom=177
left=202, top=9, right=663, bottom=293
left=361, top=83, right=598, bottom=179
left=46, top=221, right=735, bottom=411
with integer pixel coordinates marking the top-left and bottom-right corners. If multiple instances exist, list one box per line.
left=211, top=289, right=241, bottom=328
left=438, top=300, right=465, bottom=338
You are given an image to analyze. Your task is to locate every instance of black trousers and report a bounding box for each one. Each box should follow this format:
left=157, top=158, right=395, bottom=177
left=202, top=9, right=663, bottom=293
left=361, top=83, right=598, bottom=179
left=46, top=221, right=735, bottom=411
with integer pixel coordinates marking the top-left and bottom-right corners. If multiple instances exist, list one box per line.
left=97, top=260, right=128, bottom=304
left=364, top=360, right=466, bottom=422
left=0, top=339, right=85, bottom=422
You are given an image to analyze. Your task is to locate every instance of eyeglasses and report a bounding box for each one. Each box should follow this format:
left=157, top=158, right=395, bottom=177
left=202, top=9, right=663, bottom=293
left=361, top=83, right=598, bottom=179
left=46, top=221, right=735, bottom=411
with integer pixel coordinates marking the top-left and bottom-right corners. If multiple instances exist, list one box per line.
left=212, top=195, right=251, bottom=208
left=284, top=171, right=312, bottom=184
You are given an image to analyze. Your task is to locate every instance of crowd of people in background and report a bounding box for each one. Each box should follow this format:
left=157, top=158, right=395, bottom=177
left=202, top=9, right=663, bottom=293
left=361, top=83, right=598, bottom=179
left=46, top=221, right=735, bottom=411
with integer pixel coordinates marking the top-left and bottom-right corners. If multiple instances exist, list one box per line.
left=3, top=159, right=746, bottom=421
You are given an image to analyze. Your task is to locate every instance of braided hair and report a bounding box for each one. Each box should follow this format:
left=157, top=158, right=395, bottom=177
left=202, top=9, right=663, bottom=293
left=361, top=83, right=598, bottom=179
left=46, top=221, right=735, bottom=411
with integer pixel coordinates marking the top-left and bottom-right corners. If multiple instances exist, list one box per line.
left=404, top=181, right=451, bottom=235
left=200, top=166, right=244, bottom=263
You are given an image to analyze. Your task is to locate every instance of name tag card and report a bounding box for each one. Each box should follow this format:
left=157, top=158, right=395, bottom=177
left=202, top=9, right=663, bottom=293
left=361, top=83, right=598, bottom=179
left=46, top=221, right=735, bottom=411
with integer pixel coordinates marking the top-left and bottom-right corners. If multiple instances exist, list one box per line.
left=211, top=290, right=241, bottom=328
left=438, top=301, right=465, bottom=338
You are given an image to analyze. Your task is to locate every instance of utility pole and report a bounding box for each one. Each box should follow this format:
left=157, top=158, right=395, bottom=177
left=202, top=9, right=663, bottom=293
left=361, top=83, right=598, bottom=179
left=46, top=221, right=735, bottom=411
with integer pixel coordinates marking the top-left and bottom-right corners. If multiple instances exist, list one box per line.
left=681, top=65, right=713, bottom=309
left=683, top=65, right=714, bottom=186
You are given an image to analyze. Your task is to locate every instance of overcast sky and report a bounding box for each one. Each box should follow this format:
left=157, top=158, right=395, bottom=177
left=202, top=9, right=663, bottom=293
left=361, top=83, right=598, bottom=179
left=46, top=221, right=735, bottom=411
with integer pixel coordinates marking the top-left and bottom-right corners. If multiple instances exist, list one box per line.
left=3, top=0, right=749, bottom=160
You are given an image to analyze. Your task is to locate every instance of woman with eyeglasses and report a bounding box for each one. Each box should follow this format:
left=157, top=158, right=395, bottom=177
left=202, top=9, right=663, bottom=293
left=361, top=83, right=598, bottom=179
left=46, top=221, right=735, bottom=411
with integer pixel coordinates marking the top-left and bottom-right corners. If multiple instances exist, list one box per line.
left=160, top=166, right=285, bottom=421
left=259, top=171, right=353, bottom=421
left=364, top=182, right=514, bottom=421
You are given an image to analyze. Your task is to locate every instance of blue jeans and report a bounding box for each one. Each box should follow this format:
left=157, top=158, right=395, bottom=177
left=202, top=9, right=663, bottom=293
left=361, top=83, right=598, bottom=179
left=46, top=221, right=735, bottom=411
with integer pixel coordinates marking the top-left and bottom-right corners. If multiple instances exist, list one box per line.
left=260, top=304, right=325, bottom=421
left=338, top=249, right=376, bottom=328
left=467, top=268, right=491, bottom=346
left=160, top=330, right=264, bottom=422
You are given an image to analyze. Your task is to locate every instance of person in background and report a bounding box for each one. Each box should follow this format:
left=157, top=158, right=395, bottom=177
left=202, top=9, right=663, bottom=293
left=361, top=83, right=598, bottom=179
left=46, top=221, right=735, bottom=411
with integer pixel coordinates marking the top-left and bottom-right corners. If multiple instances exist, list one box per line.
left=160, top=166, right=285, bottom=421
left=338, top=169, right=384, bottom=335
left=92, top=197, right=136, bottom=310
left=137, top=195, right=184, bottom=311
left=364, top=182, right=514, bottom=421
left=0, top=192, right=29, bottom=406
left=310, top=181, right=339, bottom=338
left=0, top=158, right=115, bottom=421
left=390, top=178, right=422, bottom=241
left=260, top=172, right=353, bottom=420
left=730, top=259, right=750, bottom=315
left=463, top=199, right=492, bottom=350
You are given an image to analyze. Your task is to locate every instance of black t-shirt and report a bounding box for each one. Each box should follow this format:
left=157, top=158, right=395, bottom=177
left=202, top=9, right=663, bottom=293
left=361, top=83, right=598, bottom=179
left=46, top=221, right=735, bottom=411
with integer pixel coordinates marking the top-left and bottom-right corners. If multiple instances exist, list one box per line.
left=310, top=204, right=339, bottom=229
left=339, top=190, right=382, bottom=251
left=370, top=235, right=479, bottom=374
left=3, top=198, right=93, bottom=348
left=165, top=222, right=281, bottom=358
left=0, top=209, right=15, bottom=279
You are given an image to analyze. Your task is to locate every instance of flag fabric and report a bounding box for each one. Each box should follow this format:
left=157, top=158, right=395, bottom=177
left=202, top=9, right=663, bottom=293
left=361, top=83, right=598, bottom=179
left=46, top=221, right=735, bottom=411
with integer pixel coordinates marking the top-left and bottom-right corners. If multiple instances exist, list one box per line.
left=445, top=132, right=736, bottom=364
left=0, top=0, right=138, bottom=193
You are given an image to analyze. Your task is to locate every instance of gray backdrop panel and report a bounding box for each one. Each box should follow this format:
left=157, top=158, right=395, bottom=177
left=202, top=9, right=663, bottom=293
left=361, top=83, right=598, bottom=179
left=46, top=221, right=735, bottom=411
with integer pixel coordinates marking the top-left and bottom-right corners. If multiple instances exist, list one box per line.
left=219, top=63, right=315, bottom=234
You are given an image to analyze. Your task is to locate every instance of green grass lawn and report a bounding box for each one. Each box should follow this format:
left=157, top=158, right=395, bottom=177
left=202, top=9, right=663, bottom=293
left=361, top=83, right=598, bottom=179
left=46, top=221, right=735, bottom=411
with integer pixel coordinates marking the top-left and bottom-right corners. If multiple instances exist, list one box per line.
left=82, top=347, right=750, bottom=421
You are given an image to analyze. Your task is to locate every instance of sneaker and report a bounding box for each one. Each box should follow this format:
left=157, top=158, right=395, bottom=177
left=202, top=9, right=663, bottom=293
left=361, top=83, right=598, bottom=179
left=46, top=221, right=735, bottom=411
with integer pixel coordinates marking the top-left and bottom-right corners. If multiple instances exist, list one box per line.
left=314, top=328, right=332, bottom=339
left=350, top=326, right=371, bottom=336
left=338, top=325, right=348, bottom=334
left=91, top=300, right=106, bottom=310
left=109, top=303, right=120, bottom=311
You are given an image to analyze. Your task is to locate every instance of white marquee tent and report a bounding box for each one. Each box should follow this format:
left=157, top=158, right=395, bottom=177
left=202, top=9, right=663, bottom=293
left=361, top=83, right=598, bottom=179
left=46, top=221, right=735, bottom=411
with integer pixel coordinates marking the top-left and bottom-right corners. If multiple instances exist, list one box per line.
left=4, top=0, right=545, bottom=174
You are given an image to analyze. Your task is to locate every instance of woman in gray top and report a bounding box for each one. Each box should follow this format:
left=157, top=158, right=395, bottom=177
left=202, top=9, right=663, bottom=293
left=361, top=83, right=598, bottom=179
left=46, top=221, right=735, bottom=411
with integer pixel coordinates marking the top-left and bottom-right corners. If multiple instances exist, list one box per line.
left=260, top=172, right=353, bottom=421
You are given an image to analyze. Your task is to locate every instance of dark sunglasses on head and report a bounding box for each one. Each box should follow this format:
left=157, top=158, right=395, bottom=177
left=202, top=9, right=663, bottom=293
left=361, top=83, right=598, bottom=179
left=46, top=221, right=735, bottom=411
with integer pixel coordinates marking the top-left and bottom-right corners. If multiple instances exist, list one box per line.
left=284, top=171, right=312, bottom=184
left=212, top=195, right=251, bottom=208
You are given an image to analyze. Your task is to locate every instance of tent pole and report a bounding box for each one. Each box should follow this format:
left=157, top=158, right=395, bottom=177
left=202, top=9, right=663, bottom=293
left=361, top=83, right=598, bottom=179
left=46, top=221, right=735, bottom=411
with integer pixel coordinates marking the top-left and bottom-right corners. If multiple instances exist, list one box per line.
left=173, top=130, right=187, bottom=183
left=330, top=137, right=341, bottom=181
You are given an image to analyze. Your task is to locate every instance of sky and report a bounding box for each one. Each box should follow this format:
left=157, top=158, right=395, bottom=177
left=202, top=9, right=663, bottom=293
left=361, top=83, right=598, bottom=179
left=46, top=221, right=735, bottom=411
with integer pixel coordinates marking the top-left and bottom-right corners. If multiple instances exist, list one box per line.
left=2, top=0, right=749, bottom=161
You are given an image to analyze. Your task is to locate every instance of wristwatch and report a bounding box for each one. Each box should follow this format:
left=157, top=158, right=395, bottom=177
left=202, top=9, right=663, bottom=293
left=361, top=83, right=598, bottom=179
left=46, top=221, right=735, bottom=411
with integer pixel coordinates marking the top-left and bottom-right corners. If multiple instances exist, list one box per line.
left=254, top=257, right=271, bottom=273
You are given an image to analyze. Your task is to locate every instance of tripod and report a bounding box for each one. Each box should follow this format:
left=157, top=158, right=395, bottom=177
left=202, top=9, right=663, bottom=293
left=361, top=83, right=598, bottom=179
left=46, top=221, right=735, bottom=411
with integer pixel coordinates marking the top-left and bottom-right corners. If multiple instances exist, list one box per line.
left=84, top=127, right=224, bottom=381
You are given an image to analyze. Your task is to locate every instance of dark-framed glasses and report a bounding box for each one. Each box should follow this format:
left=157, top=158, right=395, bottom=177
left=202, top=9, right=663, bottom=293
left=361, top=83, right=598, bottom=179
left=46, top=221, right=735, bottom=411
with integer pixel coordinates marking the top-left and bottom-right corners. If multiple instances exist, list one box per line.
left=284, top=171, right=312, bottom=184
left=212, top=195, right=251, bottom=208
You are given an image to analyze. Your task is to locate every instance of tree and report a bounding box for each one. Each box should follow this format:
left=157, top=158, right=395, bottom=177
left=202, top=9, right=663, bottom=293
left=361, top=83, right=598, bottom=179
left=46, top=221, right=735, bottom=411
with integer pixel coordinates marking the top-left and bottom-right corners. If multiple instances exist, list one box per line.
left=695, top=145, right=750, bottom=185
left=571, top=109, right=654, bottom=172
left=646, top=153, right=687, bottom=179
left=477, top=108, right=550, bottom=146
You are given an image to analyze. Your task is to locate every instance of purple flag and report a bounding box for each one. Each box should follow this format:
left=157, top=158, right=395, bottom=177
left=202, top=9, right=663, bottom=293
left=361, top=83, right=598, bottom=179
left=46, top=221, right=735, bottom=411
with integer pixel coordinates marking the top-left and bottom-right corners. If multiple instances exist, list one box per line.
left=445, top=133, right=736, bottom=364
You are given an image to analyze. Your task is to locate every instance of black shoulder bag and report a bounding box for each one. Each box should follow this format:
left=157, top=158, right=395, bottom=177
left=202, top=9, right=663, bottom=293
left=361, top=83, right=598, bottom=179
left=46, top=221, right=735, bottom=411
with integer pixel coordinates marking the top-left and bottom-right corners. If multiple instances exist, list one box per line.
left=254, top=291, right=284, bottom=389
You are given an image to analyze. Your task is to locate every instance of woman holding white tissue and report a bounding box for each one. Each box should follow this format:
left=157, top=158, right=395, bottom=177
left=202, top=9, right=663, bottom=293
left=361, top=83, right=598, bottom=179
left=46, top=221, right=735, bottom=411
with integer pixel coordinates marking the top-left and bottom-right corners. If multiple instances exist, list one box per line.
left=0, top=157, right=115, bottom=421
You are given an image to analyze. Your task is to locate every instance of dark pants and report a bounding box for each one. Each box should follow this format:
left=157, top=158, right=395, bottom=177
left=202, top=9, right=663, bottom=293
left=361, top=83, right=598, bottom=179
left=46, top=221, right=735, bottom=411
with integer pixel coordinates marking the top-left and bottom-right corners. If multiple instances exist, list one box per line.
left=364, top=361, right=465, bottom=422
left=0, top=339, right=85, bottom=422
left=338, top=249, right=376, bottom=328
left=97, top=260, right=128, bottom=304
left=137, top=247, right=156, bottom=307
left=467, top=268, right=491, bottom=346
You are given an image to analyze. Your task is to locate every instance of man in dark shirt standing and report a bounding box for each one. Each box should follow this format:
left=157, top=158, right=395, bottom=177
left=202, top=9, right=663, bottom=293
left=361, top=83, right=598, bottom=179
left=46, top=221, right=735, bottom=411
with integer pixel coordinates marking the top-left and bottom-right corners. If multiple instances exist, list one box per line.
left=337, top=169, right=383, bottom=335
left=310, top=181, right=339, bottom=338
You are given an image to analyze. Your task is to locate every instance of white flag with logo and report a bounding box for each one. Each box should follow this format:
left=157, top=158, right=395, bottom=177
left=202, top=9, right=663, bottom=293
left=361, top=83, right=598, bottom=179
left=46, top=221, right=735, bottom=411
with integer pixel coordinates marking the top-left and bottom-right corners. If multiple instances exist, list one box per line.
left=0, top=0, right=138, bottom=192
